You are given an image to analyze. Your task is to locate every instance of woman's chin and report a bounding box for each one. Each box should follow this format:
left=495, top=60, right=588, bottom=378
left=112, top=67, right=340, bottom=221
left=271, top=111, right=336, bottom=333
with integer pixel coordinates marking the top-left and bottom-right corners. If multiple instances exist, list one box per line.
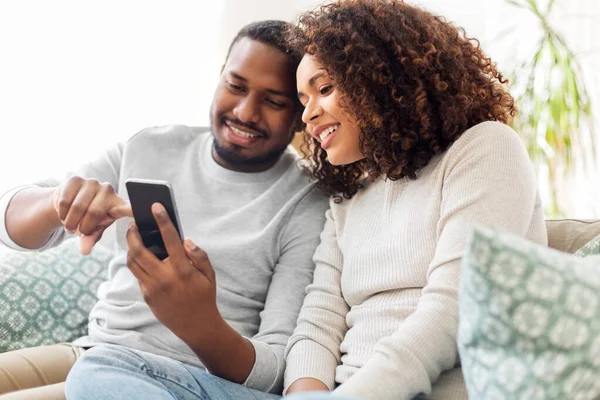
left=325, top=153, right=344, bottom=166
left=326, top=152, right=364, bottom=166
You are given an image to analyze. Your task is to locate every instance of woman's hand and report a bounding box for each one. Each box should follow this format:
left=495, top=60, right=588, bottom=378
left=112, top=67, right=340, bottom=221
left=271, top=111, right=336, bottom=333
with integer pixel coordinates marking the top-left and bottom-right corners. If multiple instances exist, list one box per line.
left=285, top=378, right=330, bottom=395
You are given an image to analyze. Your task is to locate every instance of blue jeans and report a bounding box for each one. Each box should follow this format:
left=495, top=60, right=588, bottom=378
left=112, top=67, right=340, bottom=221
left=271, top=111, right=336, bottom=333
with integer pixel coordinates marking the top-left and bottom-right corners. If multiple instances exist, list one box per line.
left=65, top=344, right=360, bottom=400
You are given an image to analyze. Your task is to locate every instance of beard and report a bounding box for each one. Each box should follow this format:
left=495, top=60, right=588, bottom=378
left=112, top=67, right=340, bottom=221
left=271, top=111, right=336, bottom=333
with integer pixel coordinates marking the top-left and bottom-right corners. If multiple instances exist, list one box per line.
left=211, top=121, right=291, bottom=168
left=211, top=128, right=290, bottom=169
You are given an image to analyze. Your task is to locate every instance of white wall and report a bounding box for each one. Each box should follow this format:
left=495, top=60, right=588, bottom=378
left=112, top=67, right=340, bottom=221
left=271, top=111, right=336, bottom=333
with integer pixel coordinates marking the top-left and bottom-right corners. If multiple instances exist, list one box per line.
left=1, top=0, right=598, bottom=217
left=0, top=0, right=224, bottom=191
left=216, top=0, right=324, bottom=62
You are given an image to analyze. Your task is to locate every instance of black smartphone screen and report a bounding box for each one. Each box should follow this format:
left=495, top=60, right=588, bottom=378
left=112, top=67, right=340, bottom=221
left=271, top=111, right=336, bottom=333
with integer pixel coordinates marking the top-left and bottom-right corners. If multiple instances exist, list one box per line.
left=125, top=179, right=184, bottom=260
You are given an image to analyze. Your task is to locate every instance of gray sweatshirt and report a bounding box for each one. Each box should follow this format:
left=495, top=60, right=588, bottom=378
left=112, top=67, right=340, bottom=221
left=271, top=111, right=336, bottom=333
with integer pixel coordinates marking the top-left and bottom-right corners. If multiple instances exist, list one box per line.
left=0, top=125, right=329, bottom=393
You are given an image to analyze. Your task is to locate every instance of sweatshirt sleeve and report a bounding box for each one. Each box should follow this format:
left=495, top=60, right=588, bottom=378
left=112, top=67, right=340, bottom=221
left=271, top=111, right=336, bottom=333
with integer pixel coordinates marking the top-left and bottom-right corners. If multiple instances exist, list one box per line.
left=333, top=122, right=544, bottom=399
left=243, top=187, right=329, bottom=393
left=284, top=206, right=350, bottom=392
left=0, top=142, right=124, bottom=251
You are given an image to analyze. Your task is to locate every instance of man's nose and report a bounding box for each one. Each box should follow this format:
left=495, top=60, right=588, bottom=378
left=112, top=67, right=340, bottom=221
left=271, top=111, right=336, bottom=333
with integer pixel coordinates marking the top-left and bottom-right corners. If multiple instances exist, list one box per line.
left=233, top=94, right=261, bottom=124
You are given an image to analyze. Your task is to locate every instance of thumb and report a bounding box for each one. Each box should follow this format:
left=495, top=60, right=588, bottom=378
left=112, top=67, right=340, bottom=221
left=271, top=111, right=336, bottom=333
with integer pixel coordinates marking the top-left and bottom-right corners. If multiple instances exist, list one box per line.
left=109, top=201, right=133, bottom=219
left=78, top=230, right=103, bottom=255
left=184, top=239, right=215, bottom=281
left=77, top=217, right=112, bottom=255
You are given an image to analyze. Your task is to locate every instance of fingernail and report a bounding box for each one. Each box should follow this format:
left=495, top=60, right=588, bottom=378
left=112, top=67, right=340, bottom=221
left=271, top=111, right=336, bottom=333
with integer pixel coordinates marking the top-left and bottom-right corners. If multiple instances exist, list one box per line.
left=185, top=239, right=198, bottom=251
left=152, top=203, right=167, bottom=220
left=128, top=222, right=136, bottom=231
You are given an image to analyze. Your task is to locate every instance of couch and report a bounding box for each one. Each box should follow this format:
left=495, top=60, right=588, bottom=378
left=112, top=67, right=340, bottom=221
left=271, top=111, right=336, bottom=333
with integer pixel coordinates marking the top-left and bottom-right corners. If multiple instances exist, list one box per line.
left=1, top=219, right=599, bottom=397
left=2, top=218, right=599, bottom=353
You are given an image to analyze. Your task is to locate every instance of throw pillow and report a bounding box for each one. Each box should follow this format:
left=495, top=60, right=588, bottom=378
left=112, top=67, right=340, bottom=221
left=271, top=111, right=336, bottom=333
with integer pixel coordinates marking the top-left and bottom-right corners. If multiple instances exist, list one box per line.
left=0, top=239, right=112, bottom=353
left=574, top=232, right=600, bottom=258
left=458, top=226, right=600, bottom=399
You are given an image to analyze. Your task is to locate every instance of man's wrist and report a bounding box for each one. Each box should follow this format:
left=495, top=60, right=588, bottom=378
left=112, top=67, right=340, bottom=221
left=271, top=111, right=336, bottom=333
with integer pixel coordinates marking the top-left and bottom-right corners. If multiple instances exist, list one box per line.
left=181, top=308, right=226, bottom=350
left=41, top=187, right=62, bottom=228
left=185, top=311, right=256, bottom=383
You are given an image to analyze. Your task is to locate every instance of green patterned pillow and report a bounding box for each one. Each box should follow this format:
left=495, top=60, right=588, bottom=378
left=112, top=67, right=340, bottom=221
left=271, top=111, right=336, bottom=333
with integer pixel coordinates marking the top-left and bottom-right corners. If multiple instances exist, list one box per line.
left=0, top=239, right=112, bottom=353
left=574, top=233, right=600, bottom=258
left=458, top=226, right=600, bottom=399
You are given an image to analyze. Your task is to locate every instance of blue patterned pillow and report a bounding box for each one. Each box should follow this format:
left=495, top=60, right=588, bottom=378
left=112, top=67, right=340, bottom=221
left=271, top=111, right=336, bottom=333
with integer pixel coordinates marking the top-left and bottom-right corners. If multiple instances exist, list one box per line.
left=459, top=226, right=600, bottom=399
left=0, top=240, right=111, bottom=352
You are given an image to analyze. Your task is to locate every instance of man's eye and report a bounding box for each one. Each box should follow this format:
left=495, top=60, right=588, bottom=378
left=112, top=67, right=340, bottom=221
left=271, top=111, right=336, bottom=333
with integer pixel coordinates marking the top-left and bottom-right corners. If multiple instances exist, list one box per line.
left=319, top=85, right=332, bottom=95
left=227, top=82, right=244, bottom=92
left=266, top=99, right=285, bottom=108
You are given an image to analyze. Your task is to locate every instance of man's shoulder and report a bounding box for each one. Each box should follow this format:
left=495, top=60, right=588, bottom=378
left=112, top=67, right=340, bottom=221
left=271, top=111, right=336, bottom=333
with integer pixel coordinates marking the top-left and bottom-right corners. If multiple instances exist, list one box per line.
left=126, top=125, right=210, bottom=148
left=277, top=152, right=317, bottom=190
left=280, top=163, right=329, bottom=215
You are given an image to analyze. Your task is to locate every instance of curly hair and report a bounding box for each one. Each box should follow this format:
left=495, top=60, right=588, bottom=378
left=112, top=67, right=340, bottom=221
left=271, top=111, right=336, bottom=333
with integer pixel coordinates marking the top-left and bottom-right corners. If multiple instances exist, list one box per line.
left=288, top=0, right=516, bottom=201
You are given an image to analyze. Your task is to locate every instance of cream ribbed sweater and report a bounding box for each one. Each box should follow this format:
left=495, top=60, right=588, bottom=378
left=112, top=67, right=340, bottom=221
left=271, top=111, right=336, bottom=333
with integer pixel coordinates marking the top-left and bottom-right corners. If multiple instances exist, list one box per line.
left=284, top=121, right=547, bottom=400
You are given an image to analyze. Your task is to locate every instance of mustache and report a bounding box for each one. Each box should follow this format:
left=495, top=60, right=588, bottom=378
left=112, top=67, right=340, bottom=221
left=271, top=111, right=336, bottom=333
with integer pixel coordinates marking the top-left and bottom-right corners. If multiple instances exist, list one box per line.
left=221, top=117, right=267, bottom=137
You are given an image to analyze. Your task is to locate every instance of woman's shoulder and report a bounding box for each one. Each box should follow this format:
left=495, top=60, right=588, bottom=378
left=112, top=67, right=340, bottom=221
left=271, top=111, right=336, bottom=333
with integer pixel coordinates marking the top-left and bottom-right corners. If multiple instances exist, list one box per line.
left=444, top=121, right=526, bottom=162
left=457, top=120, right=520, bottom=145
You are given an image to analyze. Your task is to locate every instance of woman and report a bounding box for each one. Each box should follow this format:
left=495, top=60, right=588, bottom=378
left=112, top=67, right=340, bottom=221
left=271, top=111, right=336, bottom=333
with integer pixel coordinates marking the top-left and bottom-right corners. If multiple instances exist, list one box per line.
left=283, top=0, right=547, bottom=399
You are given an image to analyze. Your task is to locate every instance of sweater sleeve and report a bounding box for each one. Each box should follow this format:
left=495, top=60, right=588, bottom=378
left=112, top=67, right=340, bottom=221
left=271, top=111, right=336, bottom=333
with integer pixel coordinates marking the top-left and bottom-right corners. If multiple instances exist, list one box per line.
left=243, top=187, right=329, bottom=394
left=284, top=206, right=350, bottom=392
left=0, top=142, right=124, bottom=251
left=333, top=122, right=544, bottom=399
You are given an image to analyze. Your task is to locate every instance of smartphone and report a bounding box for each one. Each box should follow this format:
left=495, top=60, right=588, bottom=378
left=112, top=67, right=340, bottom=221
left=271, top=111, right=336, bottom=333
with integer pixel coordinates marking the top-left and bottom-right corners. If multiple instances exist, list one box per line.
left=125, top=178, right=184, bottom=260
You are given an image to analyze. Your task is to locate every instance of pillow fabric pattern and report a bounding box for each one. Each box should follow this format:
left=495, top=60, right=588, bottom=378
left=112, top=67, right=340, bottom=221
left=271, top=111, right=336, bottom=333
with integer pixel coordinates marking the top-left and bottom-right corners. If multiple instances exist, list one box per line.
left=458, top=226, right=600, bottom=399
left=0, top=240, right=111, bottom=352
left=574, top=233, right=600, bottom=258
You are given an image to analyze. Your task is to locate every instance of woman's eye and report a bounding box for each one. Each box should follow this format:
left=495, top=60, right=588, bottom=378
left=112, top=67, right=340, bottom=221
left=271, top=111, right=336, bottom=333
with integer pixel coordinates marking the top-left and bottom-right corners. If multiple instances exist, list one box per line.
left=319, top=85, right=332, bottom=95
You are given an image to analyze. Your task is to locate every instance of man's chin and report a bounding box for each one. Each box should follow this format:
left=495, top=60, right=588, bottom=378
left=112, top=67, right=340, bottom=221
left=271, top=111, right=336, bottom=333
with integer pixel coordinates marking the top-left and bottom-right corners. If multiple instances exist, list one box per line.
left=213, top=144, right=252, bottom=165
left=212, top=140, right=286, bottom=170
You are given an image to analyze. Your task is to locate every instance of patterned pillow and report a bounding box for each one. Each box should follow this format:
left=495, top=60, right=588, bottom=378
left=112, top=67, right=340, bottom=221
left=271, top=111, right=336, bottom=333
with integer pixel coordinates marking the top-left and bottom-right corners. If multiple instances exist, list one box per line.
left=574, top=233, right=600, bottom=257
left=458, top=226, right=600, bottom=399
left=0, top=240, right=112, bottom=353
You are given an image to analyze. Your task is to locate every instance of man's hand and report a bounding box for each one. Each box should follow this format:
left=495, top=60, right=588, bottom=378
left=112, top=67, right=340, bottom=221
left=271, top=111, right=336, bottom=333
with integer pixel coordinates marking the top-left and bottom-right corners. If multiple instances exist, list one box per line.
left=127, top=202, right=256, bottom=383
left=126, top=202, right=221, bottom=346
left=53, top=176, right=133, bottom=255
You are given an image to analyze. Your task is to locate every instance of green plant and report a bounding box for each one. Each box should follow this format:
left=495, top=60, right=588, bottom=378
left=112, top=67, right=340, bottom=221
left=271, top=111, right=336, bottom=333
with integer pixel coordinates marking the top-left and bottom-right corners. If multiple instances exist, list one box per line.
left=504, top=0, right=596, bottom=217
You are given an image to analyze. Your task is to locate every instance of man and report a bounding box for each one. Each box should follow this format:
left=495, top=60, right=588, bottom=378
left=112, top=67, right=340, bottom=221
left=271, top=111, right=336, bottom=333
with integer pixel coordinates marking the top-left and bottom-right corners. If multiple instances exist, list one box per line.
left=0, top=20, right=328, bottom=399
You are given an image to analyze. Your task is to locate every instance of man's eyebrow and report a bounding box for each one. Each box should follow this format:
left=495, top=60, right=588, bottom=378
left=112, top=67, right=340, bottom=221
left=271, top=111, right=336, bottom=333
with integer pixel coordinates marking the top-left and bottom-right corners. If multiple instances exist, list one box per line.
left=297, top=70, right=327, bottom=99
left=229, top=71, right=295, bottom=98
left=230, top=72, right=248, bottom=82
left=266, top=88, right=295, bottom=98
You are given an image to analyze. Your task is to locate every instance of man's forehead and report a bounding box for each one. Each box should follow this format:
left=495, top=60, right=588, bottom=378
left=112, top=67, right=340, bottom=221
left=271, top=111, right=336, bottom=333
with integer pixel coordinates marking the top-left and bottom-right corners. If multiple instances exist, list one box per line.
left=224, top=37, right=296, bottom=93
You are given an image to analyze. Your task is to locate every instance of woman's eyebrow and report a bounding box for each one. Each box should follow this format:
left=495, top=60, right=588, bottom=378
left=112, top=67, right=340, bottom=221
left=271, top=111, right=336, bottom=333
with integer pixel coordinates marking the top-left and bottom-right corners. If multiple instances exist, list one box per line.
left=298, top=70, right=328, bottom=99
left=308, top=71, right=326, bottom=87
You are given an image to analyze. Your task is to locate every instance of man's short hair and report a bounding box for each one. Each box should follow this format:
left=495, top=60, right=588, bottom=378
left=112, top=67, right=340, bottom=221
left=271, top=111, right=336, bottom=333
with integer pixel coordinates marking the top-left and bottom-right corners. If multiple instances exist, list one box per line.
left=225, top=20, right=302, bottom=68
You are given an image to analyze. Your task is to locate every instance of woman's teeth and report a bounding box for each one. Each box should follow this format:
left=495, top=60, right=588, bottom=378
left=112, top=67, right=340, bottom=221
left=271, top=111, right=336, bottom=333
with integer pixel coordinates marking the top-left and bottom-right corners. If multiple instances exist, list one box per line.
left=319, top=125, right=339, bottom=141
left=230, top=125, right=259, bottom=138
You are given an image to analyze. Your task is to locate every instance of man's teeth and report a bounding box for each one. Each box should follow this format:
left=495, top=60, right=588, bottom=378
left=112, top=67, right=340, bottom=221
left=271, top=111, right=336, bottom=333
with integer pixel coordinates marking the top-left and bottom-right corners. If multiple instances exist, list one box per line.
left=229, top=125, right=259, bottom=138
left=319, top=125, right=339, bottom=141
